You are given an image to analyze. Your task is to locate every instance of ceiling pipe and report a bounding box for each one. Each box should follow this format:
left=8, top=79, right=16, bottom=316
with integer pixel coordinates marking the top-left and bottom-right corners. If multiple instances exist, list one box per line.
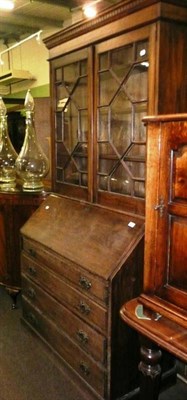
left=32, top=0, right=80, bottom=8
left=0, top=30, right=42, bottom=65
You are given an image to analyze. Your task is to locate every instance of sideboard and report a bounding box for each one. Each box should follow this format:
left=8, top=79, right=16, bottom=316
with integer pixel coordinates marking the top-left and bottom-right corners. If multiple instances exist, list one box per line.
left=0, top=190, right=47, bottom=307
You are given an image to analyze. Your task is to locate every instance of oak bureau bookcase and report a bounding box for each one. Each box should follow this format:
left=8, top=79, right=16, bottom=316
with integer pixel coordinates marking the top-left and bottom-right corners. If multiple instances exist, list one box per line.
left=20, top=1, right=187, bottom=399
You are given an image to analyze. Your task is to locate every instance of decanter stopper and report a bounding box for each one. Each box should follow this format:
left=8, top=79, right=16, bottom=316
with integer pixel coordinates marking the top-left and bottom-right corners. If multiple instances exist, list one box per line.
left=15, top=90, right=49, bottom=192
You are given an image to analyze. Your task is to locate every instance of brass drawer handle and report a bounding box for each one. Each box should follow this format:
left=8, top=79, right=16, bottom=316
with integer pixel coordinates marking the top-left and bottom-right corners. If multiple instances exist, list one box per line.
left=29, top=248, right=36, bottom=258
left=79, top=301, right=90, bottom=315
left=27, top=288, right=36, bottom=299
left=28, top=266, right=36, bottom=276
left=76, top=329, right=88, bottom=344
left=79, top=361, right=90, bottom=376
left=79, top=276, right=92, bottom=290
left=27, top=312, right=37, bottom=326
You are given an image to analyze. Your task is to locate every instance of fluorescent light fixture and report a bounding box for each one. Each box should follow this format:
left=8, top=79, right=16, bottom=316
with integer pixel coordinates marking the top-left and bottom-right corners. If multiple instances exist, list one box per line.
left=0, top=0, right=14, bottom=11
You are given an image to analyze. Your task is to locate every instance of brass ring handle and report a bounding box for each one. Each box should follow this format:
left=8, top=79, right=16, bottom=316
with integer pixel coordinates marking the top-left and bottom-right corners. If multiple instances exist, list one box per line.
left=27, top=312, right=37, bottom=326
left=76, top=329, right=88, bottom=344
left=28, top=266, right=36, bottom=276
left=79, top=361, right=90, bottom=376
left=29, top=248, right=36, bottom=258
left=79, top=276, right=92, bottom=290
left=27, top=287, right=36, bottom=299
left=78, top=301, right=90, bottom=315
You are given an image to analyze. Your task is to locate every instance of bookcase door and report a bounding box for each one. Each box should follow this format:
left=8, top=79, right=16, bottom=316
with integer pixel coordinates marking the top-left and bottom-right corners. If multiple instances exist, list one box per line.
left=144, top=116, right=187, bottom=315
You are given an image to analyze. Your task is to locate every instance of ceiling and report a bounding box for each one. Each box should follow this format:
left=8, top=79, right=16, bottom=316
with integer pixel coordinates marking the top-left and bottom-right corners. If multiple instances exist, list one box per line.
left=0, top=0, right=119, bottom=109
left=0, top=0, right=117, bottom=44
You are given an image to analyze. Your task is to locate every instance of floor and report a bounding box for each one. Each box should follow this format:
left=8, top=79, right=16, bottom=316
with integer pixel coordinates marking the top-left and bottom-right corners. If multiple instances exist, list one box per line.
left=0, top=286, right=89, bottom=400
left=0, top=285, right=186, bottom=400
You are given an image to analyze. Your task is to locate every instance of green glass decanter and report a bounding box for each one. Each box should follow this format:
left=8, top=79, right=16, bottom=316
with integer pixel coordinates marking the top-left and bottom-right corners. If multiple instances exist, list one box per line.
left=15, top=90, right=49, bottom=192
left=0, top=97, right=18, bottom=190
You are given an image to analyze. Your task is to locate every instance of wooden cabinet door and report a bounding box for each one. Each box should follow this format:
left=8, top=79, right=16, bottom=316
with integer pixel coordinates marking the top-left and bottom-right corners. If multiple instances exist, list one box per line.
left=144, top=115, right=187, bottom=321
left=95, top=26, right=154, bottom=215
left=51, top=25, right=155, bottom=214
left=51, top=48, right=92, bottom=202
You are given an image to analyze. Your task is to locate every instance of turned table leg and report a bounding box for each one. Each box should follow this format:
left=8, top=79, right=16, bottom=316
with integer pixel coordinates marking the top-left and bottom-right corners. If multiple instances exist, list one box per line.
left=139, top=336, right=162, bottom=400
left=5, top=287, right=20, bottom=309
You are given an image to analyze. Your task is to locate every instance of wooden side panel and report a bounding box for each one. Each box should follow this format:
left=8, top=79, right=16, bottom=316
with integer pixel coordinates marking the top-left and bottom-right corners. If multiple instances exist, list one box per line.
left=144, top=121, right=161, bottom=293
left=110, top=237, right=144, bottom=398
left=158, top=21, right=187, bottom=114
left=143, top=115, right=187, bottom=316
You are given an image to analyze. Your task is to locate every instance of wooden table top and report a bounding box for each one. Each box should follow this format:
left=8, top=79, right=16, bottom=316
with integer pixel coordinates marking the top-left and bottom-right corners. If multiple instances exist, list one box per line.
left=120, top=297, right=187, bottom=363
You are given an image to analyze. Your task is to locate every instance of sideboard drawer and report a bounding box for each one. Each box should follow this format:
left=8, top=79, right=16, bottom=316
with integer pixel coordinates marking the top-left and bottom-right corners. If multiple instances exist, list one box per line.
left=22, top=253, right=107, bottom=333
left=22, top=238, right=108, bottom=305
left=22, top=300, right=107, bottom=399
left=22, top=275, right=106, bottom=364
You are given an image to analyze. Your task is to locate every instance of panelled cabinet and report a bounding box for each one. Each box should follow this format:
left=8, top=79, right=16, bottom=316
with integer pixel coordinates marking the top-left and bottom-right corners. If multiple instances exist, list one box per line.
left=141, top=114, right=187, bottom=322
left=120, top=114, right=187, bottom=399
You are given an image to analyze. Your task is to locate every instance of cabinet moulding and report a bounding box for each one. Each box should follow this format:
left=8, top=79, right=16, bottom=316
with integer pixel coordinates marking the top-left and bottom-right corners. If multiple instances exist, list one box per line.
left=44, top=0, right=187, bottom=53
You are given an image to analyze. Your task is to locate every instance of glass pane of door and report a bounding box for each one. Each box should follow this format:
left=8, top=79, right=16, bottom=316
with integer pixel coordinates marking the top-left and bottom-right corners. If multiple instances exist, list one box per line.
left=55, top=56, right=88, bottom=189
left=97, top=39, right=149, bottom=199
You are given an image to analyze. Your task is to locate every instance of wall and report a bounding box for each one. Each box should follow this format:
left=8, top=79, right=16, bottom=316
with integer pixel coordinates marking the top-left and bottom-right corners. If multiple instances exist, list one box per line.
left=0, top=33, right=50, bottom=96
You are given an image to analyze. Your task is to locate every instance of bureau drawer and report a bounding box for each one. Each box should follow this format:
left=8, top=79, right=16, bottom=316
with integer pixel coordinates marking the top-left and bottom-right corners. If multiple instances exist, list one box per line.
left=22, top=300, right=107, bottom=399
left=22, top=275, right=106, bottom=364
left=22, top=238, right=108, bottom=305
left=22, top=254, right=107, bottom=334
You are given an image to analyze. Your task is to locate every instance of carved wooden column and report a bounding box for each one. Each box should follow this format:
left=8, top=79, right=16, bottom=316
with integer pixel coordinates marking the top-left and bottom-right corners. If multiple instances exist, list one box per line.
left=139, top=337, right=162, bottom=400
